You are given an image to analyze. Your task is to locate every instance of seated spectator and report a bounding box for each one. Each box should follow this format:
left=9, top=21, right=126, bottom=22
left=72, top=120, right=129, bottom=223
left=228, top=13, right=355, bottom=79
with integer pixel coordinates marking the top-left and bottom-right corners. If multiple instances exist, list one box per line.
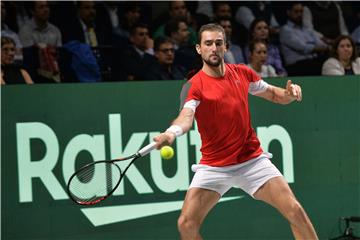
left=153, top=1, right=197, bottom=46
left=1, top=36, right=33, bottom=85
left=120, top=23, right=156, bottom=81
left=194, top=1, right=232, bottom=20
left=213, top=2, right=232, bottom=20
left=96, top=2, right=142, bottom=47
left=165, top=18, right=190, bottom=49
left=61, top=1, right=111, bottom=46
left=145, top=37, right=186, bottom=80
left=1, top=1, right=23, bottom=62
left=322, top=35, right=360, bottom=75
left=235, top=2, right=280, bottom=36
left=19, top=0, right=62, bottom=48
left=247, top=39, right=277, bottom=78
left=217, top=17, right=245, bottom=64
left=18, top=0, right=62, bottom=83
left=303, top=1, right=349, bottom=45
left=164, top=18, right=197, bottom=72
left=279, top=2, right=330, bottom=76
left=247, top=18, right=287, bottom=76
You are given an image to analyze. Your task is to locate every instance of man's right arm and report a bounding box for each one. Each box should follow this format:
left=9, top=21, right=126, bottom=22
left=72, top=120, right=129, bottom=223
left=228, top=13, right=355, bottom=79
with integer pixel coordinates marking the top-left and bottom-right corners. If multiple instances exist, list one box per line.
left=153, top=108, right=195, bottom=149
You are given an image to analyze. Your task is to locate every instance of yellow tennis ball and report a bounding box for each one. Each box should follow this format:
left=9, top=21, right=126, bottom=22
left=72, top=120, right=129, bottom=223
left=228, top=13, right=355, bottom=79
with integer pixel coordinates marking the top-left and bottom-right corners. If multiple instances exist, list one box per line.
left=160, top=146, right=174, bottom=160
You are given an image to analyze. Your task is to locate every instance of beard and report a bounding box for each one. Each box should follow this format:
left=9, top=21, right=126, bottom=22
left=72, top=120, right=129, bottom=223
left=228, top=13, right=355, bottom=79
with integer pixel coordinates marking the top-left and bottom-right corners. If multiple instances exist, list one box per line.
left=204, top=54, right=222, bottom=67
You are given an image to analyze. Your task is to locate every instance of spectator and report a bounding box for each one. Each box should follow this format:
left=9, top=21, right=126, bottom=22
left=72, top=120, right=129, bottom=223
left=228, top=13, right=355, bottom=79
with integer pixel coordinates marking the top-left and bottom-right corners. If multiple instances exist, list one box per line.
left=235, top=2, right=280, bottom=35
left=303, top=1, right=349, bottom=45
left=145, top=37, right=186, bottom=80
left=164, top=18, right=190, bottom=49
left=322, top=35, right=360, bottom=75
left=164, top=18, right=197, bottom=72
left=212, top=2, right=246, bottom=47
left=279, top=2, right=330, bottom=76
left=247, top=18, right=287, bottom=76
left=153, top=1, right=197, bottom=46
left=121, top=23, right=156, bottom=81
left=19, top=0, right=62, bottom=48
left=217, top=17, right=245, bottom=64
left=247, top=39, right=277, bottom=78
left=213, top=2, right=232, bottom=20
left=18, top=1, right=62, bottom=83
left=194, top=2, right=233, bottom=27
left=104, top=2, right=142, bottom=45
left=1, top=36, right=33, bottom=85
left=61, top=1, right=111, bottom=46
left=95, top=1, right=122, bottom=42
left=1, top=1, right=23, bottom=62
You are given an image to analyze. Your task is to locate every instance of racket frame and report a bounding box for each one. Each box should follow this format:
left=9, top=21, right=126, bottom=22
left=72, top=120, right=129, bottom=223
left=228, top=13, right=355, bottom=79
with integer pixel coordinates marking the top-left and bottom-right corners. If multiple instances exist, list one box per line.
left=67, top=153, right=141, bottom=205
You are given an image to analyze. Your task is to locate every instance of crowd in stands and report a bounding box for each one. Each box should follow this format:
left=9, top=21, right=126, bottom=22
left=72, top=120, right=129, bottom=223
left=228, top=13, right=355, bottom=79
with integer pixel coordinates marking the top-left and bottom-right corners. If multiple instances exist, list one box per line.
left=1, top=0, right=360, bottom=85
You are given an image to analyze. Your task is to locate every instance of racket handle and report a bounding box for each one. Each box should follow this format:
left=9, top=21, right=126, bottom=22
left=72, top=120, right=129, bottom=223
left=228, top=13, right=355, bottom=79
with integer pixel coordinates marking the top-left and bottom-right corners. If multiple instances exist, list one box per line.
left=138, top=142, right=157, bottom=157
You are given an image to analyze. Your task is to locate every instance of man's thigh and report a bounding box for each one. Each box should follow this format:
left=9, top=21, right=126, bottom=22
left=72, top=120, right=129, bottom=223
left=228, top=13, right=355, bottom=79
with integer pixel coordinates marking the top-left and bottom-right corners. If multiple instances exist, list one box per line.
left=180, top=188, right=221, bottom=223
left=253, top=176, right=297, bottom=211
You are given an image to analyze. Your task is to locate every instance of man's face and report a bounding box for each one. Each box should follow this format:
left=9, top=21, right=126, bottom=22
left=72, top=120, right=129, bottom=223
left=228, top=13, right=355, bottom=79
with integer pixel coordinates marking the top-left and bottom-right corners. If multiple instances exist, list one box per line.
left=125, top=6, right=141, bottom=26
left=78, top=1, right=96, bottom=25
left=288, top=3, right=303, bottom=25
left=173, top=22, right=190, bottom=44
left=219, top=20, right=232, bottom=39
left=130, top=27, right=149, bottom=51
left=33, top=1, right=50, bottom=22
left=170, top=1, right=187, bottom=19
left=215, top=4, right=231, bottom=19
left=155, top=42, right=175, bottom=65
left=196, top=30, right=226, bottom=67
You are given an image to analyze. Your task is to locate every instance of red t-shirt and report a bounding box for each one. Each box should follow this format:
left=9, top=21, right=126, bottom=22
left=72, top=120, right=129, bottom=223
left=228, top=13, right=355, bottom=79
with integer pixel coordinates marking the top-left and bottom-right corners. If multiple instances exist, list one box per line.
left=182, top=64, right=263, bottom=167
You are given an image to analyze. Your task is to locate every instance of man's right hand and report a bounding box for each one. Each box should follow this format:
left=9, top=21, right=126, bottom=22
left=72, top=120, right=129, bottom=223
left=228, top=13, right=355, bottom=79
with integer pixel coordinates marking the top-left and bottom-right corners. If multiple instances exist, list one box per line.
left=153, top=132, right=176, bottom=149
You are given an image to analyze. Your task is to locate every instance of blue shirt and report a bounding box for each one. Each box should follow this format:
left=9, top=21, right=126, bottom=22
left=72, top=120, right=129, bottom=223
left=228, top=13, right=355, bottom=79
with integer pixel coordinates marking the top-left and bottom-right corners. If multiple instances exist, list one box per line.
left=279, top=21, right=327, bottom=65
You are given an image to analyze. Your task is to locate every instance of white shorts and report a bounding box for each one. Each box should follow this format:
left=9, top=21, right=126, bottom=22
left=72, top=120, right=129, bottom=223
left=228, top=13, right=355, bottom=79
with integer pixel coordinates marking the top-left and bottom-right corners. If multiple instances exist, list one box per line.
left=189, top=152, right=283, bottom=198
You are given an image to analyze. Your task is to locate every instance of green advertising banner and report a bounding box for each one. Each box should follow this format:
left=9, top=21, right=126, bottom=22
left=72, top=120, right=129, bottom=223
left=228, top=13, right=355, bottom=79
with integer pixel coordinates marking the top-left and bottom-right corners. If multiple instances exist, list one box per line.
left=2, top=76, right=359, bottom=240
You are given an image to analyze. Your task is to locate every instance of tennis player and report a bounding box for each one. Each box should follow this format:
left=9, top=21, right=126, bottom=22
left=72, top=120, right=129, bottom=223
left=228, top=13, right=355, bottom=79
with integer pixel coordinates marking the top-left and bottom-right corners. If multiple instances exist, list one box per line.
left=154, top=23, right=318, bottom=240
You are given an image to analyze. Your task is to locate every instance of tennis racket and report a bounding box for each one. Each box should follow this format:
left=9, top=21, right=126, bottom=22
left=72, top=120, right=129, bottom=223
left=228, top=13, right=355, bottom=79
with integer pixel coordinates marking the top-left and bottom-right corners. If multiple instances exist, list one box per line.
left=67, top=142, right=157, bottom=205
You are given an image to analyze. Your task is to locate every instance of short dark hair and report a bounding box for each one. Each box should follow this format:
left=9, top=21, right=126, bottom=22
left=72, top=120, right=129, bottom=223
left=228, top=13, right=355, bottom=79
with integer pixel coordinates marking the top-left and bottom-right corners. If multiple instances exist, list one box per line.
left=164, top=18, right=186, bottom=37
left=197, top=23, right=226, bottom=44
left=249, top=39, right=267, bottom=53
left=154, top=36, right=174, bottom=51
left=331, top=35, right=358, bottom=62
left=215, top=16, right=232, bottom=25
left=129, top=23, right=149, bottom=36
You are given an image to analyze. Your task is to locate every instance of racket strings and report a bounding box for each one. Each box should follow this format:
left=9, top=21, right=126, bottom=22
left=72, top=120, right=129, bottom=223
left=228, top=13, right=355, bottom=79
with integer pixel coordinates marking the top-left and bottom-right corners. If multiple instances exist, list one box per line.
left=68, top=162, right=121, bottom=204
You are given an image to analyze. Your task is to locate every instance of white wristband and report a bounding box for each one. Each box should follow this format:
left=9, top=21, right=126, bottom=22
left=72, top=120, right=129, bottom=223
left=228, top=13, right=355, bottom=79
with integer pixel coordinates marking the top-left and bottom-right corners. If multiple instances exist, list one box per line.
left=166, top=125, right=183, bottom=137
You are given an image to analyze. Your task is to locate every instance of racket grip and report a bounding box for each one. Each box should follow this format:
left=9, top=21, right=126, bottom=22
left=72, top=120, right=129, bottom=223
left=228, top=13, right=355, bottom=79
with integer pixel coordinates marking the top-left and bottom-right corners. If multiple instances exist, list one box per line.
left=138, top=142, right=157, bottom=157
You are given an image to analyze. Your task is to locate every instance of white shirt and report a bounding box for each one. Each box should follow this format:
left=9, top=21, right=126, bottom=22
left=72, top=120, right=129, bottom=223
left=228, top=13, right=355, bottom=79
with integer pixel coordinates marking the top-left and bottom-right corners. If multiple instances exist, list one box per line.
left=322, top=57, right=360, bottom=75
left=247, top=64, right=278, bottom=78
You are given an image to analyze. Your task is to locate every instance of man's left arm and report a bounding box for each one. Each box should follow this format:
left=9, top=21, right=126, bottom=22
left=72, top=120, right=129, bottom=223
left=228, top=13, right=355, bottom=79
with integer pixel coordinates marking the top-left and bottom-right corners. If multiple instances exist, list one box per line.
left=255, top=80, right=302, bottom=105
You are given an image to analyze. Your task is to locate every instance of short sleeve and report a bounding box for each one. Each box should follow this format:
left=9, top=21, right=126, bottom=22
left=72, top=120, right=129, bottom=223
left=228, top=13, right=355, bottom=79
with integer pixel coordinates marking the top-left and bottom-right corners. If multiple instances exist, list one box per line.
left=237, top=64, right=261, bottom=83
left=179, top=79, right=202, bottom=110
